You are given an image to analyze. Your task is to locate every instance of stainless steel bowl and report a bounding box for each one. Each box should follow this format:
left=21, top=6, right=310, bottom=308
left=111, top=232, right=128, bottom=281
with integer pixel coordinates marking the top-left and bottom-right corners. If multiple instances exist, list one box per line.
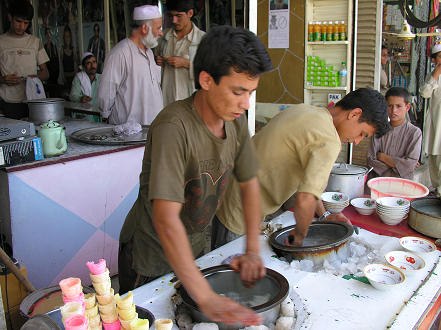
left=26, top=98, right=65, bottom=124
left=179, top=265, right=289, bottom=329
left=270, top=222, right=354, bottom=261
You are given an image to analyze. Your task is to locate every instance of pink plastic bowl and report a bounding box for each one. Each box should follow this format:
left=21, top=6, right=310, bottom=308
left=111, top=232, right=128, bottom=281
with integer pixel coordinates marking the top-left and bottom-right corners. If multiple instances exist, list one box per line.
left=86, top=259, right=107, bottom=275
left=103, top=319, right=122, bottom=330
left=64, top=314, right=88, bottom=330
left=367, top=177, right=429, bottom=201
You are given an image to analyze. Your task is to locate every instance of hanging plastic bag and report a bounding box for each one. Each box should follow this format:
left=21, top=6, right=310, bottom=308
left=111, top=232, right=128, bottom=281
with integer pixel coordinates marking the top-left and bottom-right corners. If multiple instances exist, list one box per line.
left=25, top=77, right=46, bottom=100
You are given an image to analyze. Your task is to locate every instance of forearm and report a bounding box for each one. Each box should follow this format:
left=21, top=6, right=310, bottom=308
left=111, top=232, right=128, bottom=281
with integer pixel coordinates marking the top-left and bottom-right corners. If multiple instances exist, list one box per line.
left=315, top=200, right=327, bottom=217
left=293, top=192, right=316, bottom=240
left=239, top=177, right=261, bottom=255
left=153, top=200, right=213, bottom=305
left=378, top=153, right=396, bottom=169
left=37, top=70, right=49, bottom=81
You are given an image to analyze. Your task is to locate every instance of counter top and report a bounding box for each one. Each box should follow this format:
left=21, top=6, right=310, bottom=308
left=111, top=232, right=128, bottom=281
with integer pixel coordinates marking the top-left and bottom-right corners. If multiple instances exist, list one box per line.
left=2, top=119, right=145, bottom=173
left=131, top=211, right=441, bottom=329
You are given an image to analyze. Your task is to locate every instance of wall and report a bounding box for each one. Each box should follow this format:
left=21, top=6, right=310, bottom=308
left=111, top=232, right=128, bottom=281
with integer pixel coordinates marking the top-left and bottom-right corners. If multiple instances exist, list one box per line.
left=256, top=0, right=305, bottom=104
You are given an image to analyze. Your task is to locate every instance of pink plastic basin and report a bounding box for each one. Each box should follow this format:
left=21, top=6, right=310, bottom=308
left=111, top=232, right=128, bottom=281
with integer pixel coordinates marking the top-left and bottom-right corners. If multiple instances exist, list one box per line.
left=367, top=177, right=429, bottom=201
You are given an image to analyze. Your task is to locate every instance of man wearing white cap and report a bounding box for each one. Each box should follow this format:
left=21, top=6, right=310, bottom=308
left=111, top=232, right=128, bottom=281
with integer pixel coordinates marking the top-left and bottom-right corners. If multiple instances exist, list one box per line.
left=98, top=5, right=163, bottom=125
left=420, top=43, right=441, bottom=196
left=155, top=0, right=205, bottom=106
left=70, top=52, right=101, bottom=106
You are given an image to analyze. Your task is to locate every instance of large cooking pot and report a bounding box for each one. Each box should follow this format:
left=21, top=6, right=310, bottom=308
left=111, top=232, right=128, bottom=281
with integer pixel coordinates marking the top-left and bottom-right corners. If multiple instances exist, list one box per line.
left=26, top=98, right=65, bottom=124
left=326, top=163, right=372, bottom=200
left=179, top=265, right=289, bottom=329
left=408, top=197, right=441, bottom=238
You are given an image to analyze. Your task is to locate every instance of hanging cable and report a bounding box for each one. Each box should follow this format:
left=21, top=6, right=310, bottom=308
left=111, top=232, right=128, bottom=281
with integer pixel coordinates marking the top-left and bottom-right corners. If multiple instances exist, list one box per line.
left=399, top=0, right=441, bottom=28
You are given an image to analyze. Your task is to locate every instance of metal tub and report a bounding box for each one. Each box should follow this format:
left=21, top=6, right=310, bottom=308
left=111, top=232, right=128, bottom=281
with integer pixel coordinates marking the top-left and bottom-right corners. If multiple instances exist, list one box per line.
left=179, top=265, right=289, bottom=329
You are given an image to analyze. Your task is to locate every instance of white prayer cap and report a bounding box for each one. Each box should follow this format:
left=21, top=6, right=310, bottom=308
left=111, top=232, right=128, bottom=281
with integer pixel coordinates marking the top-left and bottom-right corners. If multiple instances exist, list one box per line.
left=133, top=5, right=161, bottom=20
left=81, top=52, right=94, bottom=63
left=432, top=43, right=441, bottom=55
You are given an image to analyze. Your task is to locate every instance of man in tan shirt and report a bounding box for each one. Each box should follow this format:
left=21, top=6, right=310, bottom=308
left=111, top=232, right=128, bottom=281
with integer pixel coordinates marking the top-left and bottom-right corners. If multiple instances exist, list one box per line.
left=0, top=1, right=49, bottom=119
left=215, top=88, right=390, bottom=247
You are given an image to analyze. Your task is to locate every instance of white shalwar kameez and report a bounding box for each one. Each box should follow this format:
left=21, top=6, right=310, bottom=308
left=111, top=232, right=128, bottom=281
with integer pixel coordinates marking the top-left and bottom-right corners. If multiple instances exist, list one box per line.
left=420, top=73, right=441, bottom=194
left=98, top=38, right=163, bottom=125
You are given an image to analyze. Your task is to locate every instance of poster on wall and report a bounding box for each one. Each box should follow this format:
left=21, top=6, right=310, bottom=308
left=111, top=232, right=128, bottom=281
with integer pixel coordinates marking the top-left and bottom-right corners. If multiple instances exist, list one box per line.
left=268, top=0, right=290, bottom=49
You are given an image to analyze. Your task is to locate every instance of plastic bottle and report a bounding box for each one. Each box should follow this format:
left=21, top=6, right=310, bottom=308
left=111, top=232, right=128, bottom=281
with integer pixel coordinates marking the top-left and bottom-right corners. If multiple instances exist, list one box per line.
left=308, top=21, right=314, bottom=42
left=313, top=22, right=321, bottom=41
left=321, top=21, right=327, bottom=41
left=326, top=21, right=333, bottom=41
left=339, top=20, right=347, bottom=40
left=339, top=62, right=347, bottom=87
left=332, top=21, right=339, bottom=41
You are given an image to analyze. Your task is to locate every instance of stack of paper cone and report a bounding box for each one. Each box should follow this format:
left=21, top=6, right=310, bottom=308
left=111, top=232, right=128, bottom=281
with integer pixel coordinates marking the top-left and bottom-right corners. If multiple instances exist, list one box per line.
left=84, top=293, right=101, bottom=330
left=115, top=291, right=137, bottom=329
left=87, top=263, right=117, bottom=326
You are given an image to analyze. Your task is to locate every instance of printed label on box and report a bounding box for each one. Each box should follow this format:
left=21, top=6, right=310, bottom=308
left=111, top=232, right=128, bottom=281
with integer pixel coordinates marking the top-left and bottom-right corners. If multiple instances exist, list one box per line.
left=328, top=93, right=342, bottom=109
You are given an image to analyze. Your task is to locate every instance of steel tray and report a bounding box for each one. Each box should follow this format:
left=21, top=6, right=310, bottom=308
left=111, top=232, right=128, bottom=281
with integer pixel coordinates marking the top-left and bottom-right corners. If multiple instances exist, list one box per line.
left=70, top=126, right=149, bottom=145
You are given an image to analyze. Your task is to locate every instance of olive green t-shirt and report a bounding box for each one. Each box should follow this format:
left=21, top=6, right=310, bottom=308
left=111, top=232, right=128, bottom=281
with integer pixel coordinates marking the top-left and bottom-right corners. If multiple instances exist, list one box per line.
left=216, top=104, right=341, bottom=234
left=119, top=95, right=258, bottom=277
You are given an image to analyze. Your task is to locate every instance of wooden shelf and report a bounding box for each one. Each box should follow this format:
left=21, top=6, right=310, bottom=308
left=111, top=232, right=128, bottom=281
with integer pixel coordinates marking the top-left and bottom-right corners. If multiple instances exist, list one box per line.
left=304, top=86, right=347, bottom=91
left=307, top=41, right=349, bottom=45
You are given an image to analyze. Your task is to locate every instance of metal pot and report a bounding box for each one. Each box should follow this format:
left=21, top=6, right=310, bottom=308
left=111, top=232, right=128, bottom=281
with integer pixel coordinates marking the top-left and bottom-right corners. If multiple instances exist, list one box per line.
left=26, top=98, right=65, bottom=124
left=408, top=197, right=441, bottom=238
left=326, top=163, right=372, bottom=200
left=269, top=222, right=354, bottom=262
left=179, top=265, right=289, bottom=329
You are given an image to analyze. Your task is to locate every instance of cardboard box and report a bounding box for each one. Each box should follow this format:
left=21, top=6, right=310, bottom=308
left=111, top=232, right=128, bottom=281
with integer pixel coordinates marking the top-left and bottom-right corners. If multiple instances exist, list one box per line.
left=0, top=137, right=43, bottom=167
left=0, top=264, right=28, bottom=310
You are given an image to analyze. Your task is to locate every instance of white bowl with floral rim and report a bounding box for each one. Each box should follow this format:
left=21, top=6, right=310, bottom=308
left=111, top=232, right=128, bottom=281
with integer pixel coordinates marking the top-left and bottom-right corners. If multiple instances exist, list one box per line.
left=351, top=198, right=376, bottom=215
left=363, top=263, right=405, bottom=290
left=384, top=251, right=425, bottom=276
left=399, top=236, right=436, bottom=255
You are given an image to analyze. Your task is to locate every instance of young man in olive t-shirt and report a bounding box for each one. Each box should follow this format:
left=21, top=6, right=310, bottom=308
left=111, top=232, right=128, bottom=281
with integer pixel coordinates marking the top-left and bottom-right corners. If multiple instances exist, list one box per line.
left=118, top=26, right=272, bottom=325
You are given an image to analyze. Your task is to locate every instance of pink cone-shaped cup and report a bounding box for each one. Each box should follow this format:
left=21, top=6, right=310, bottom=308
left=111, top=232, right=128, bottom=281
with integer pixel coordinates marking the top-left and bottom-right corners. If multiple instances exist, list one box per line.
left=59, top=278, right=82, bottom=298
left=63, top=292, right=85, bottom=304
left=103, top=319, right=122, bottom=330
left=64, top=314, right=89, bottom=330
left=87, top=259, right=107, bottom=275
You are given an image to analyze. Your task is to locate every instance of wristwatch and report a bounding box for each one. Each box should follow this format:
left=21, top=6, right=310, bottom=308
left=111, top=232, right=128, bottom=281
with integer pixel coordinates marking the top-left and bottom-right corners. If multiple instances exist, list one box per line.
left=318, top=211, right=331, bottom=222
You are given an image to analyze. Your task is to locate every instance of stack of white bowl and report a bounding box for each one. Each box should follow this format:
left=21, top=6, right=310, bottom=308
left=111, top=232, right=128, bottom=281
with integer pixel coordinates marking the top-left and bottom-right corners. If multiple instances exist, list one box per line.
left=321, top=192, right=350, bottom=213
left=375, top=197, right=410, bottom=225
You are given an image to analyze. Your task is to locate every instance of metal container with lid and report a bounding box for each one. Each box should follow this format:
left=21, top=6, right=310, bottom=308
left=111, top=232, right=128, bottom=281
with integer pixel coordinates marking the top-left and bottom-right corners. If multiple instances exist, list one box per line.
left=326, top=163, right=372, bottom=200
left=26, top=98, right=65, bottom=124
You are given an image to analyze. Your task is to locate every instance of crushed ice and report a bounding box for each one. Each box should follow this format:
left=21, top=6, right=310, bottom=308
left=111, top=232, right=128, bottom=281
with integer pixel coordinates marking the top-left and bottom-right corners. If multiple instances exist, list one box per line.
left=285, top=236, right=385, bottom=277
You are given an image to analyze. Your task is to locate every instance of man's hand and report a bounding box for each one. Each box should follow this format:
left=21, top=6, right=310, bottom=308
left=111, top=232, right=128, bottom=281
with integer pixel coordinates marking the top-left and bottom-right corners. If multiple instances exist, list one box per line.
left=81, top=95, right=92, bottom=103
left=377, top=152, right=395, bottom=169
left=284, top=228, right=304, bottom=247
left=325, top=212, right=351, bottom=224
left=198, top=291, right=262, bottom=326
left=166, top=56, right=190, bottom=69
left=230, top=253, right=265, bottom=288
left=155, top=55, right=166, bottom=66
left=1, top=73, right=21, bottom=86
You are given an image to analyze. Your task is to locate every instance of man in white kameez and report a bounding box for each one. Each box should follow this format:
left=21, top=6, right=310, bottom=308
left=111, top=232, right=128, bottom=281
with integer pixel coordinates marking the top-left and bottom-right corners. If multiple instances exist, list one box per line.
left=420, top=43, right=441, bottom=195
left=98, top=5, right=163, bottom=125
left=155, top=0, right=205, bottom=106
left=367, top=87, right=422, bottom=180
